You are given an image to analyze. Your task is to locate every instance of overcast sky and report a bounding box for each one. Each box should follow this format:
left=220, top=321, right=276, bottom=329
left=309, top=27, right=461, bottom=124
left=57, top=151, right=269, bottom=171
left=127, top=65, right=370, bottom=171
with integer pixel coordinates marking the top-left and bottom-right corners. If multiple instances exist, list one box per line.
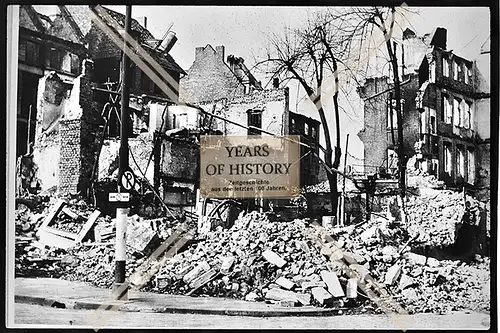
left=33, top=5, right=491, bottom=161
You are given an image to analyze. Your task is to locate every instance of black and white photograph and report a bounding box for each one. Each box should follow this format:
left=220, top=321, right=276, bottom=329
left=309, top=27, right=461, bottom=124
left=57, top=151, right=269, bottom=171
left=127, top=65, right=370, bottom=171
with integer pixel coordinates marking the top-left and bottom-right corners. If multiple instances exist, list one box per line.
left=5, top=3, right=495, bottom=330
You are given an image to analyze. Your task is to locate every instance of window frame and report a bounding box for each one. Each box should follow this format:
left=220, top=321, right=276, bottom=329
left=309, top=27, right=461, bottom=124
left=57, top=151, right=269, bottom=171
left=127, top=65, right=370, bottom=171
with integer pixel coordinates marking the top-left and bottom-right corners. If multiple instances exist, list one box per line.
left=443, top=94, right=452, bottom=124
left=442, top=56, right=449, bottom=77
left=247, top=109, right=263, bottom=135
left=444, top=142, right=452, bottom=174
left=453, top=97, right=461, bottom=127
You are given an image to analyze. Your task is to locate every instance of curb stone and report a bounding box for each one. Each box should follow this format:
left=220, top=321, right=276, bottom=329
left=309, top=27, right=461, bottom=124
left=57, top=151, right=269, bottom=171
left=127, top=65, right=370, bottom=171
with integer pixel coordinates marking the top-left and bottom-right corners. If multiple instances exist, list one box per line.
left=14, top=293, right=344, bottom=317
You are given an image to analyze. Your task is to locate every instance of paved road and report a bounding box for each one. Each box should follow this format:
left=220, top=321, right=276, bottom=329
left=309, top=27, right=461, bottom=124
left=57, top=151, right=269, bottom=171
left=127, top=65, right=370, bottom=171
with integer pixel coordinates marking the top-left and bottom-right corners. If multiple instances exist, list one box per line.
left=12, top=303, right=490, bottom=330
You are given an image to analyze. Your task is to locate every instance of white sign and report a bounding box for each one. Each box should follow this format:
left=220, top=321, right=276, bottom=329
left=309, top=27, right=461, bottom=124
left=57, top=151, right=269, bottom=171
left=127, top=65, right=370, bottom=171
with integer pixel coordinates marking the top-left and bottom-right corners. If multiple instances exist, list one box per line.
left=200, top=135, right=300, bottom=199
left=109, top=192, right=130, bottom=202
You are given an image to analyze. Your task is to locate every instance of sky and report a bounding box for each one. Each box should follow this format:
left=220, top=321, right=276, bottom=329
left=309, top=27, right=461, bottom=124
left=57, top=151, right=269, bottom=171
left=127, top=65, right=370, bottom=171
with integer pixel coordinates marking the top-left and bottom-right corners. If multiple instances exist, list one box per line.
left=33, top=5, right=491, bottom=162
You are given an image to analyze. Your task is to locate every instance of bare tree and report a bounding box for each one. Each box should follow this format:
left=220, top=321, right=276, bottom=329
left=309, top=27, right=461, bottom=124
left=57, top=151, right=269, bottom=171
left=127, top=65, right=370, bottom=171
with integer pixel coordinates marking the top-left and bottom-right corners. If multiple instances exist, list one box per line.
left=329, top=6, right=416, bottom=208
left=259, top=6, right=415, bottom=218
left=258, top=11, right=364, bottom=218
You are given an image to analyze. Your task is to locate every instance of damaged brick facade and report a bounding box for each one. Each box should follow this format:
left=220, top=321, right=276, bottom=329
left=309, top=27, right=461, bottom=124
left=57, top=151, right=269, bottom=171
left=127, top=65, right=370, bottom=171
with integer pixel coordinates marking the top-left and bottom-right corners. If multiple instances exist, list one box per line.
left=196, top=88, right=290, bottom=136
left=25, top=5, right=187, bottom=197
left=33, top=60, right=101, bottom=195
left=358, top=27, right=490, bottom=188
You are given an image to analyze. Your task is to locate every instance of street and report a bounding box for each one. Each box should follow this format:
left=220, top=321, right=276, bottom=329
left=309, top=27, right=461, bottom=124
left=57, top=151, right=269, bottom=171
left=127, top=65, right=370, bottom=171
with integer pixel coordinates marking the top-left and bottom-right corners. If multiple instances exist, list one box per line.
left=13, top=303, right=490, bottom=330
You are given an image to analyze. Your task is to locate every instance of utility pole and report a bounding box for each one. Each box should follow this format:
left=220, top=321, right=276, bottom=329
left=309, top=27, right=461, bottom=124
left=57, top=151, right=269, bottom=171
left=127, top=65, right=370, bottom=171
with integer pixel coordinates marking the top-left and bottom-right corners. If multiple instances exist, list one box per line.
left=113, top=4, right=132, bottom=301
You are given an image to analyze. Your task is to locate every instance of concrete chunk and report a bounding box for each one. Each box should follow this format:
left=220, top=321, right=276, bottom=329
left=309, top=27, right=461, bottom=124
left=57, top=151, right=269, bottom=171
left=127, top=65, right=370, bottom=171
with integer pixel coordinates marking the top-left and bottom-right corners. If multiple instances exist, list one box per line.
left=189, top=268, right=218, bottom=289
left=275, top=277, right=294, bottom=290
left=262, top=249, right=286, bottom=268
left=321, top=246, right=333, bottom=256
left=279, top=300, right=297, bottom=307
left=183, top=263, right=209, bottom=284
left=311, top=287, right=333, bottom=305
left=405, top=252, right=427, bottom=265
left=398, top=274, right=415, bottom=290
left=220, top=256, right=235, bottom=275
left=320, top=270, right=345, bottom=297
left=265, top=288, right=310, bottom=305
left=301, top=281, right=326, bottom=289
left=427, top=257, right=440, bottom=267
left=385, top=264, right=402, bottom=286
left=127, top=221, right=158, bottom=253
left=346, top=278, right=358, bottom=299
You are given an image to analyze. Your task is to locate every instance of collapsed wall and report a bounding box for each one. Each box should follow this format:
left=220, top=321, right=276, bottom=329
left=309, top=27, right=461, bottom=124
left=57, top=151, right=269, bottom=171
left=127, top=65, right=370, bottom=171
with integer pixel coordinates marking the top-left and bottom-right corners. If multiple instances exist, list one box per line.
left=32, top=60, right=100, bottom=196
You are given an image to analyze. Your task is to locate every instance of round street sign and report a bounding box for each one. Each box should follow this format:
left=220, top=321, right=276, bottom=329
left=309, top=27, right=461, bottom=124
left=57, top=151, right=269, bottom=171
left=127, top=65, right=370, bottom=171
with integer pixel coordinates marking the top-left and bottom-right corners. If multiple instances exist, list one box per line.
left=121, top=170, right=136, bottom=191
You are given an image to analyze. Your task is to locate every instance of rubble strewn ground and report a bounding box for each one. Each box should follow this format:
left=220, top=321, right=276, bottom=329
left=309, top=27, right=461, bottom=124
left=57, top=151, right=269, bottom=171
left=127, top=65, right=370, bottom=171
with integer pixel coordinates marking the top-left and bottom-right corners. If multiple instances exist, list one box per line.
left=14, top=185, right=490, bottom=315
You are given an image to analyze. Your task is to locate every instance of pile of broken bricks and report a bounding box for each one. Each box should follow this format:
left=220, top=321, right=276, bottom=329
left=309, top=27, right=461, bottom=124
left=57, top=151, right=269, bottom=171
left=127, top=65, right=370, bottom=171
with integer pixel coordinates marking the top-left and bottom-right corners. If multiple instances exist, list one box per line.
left=152, top=208, right=490, bottom=314
left=14, top=189, right=490, bottom=315
left=15, top=197, right=100, bottom=278
left=152, top=211, right=377, bottom=309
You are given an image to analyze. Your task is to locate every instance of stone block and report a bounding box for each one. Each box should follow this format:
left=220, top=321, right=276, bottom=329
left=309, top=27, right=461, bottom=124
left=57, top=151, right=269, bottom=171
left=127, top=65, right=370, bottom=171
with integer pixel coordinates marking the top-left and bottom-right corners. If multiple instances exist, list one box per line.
left=301, top=281, right=326, bottom=289
left=183, top=263, right=209, bottom=284
left=405, top=252, right=427, bottom=265
left=346, top=278, right=358, bottom=299
left=221, top=255, right=235, bottom=274
left=385, top=264, right=402, bottom=286
left=262, top=249, right=286, bottom=268
left=275, top=277, right=294, bottom=290
left=398, top=274, right=415, bottom=290
left=311, top=286, right=333, bottom=305
left=265, top=288, right=310, bottom=306
left=320, top=270, right=345, bottom=297
left=127, top=222, right=158, bottom=253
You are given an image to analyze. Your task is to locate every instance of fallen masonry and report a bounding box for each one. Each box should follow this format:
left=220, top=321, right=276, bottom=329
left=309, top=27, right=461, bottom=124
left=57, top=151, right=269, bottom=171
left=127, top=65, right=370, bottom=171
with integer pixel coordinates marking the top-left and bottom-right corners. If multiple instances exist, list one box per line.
left=14, top=186, right=491, bottom=315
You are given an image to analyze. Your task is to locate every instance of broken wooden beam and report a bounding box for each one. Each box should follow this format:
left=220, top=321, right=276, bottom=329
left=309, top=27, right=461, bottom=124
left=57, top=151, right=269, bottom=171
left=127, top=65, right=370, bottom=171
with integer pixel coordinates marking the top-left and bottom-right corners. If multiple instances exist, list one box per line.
left=37, top=199, right=65, bottom=232
left=75, top=210, right=101, bottom=244
left=61, top=207, right=80, bottom=220
left=186, top=268, right=219, bottom=296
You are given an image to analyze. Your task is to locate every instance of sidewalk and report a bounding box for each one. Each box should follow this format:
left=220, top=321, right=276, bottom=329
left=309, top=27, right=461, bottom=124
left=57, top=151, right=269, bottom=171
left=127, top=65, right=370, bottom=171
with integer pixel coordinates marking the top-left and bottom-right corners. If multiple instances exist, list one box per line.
left=14, top=278, right=339, bottom=317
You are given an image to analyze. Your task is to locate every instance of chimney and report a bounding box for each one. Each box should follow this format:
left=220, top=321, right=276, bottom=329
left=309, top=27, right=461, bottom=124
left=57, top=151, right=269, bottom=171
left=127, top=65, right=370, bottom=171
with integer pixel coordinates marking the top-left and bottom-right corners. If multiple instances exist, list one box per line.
left=430, top=27, right=447, bottom=50
left=195, top=46, right=205, bottom=60
left=215, top=46, right=225, bottom=61
left=227, top=55, right=245, bottom=81
left=159, top=31, right=177, bottom=53
left=273, top=77, right=279, bottom=89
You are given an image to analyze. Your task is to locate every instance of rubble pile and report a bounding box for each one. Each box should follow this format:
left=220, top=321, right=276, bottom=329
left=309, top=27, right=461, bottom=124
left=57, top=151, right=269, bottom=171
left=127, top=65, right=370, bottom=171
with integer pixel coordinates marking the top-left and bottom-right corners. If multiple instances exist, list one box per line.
left=395, top=254, right=490, bottom=314
left=14, top=188, right=490, bottom=315
left=59, top=215, right=177, bottom=288
left=15, top=196, right=63, bottom=277
left=325, top=208, right=490, bottom=314
left=60, top=242, right=142, bottom=289
left=405, top=189, right=484, bottom=248
left=153, top=212, right=377, bottom=310
left=302, top=178, right=357, bottom=194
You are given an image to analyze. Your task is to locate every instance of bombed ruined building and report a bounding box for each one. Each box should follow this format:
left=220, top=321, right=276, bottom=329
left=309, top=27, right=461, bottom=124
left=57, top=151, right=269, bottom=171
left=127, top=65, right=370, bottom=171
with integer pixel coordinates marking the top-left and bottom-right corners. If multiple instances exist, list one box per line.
left=24, top=5, right=187, bottom=196
left=357, top=27, right=490, bottom=188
